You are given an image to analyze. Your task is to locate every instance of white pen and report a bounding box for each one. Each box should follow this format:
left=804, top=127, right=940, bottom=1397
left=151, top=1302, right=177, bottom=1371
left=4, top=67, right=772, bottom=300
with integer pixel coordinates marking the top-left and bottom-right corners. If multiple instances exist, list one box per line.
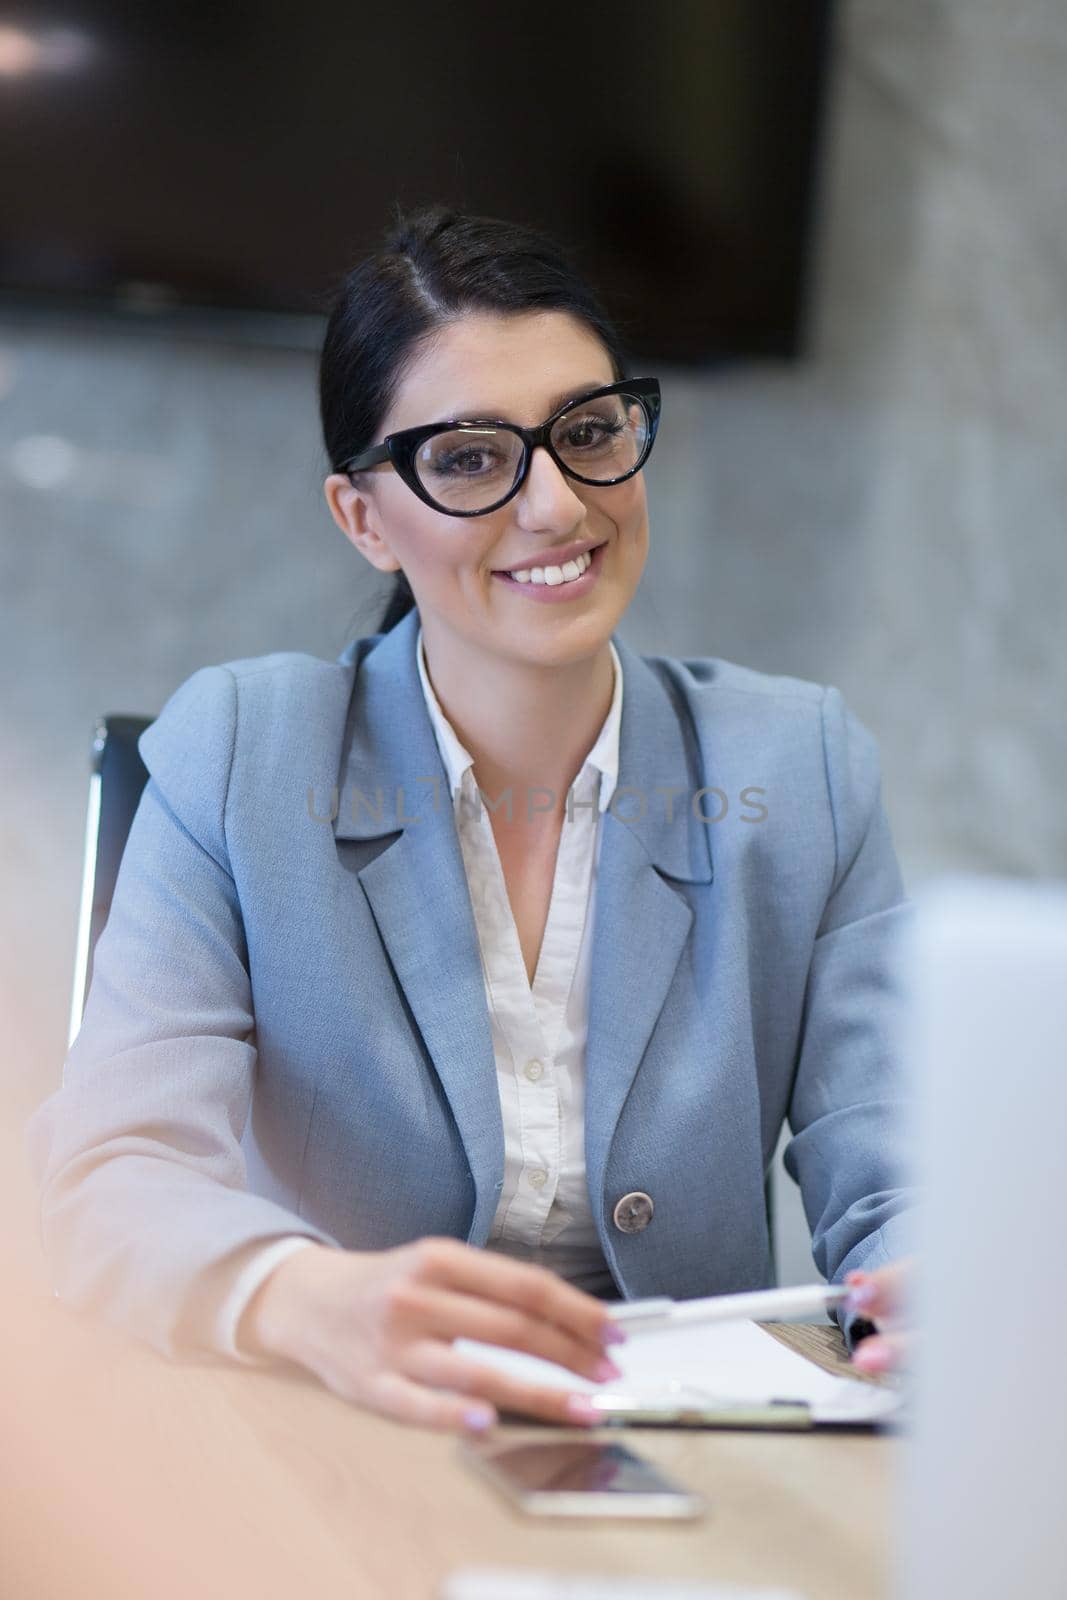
left=606, top=1282, right=852, bottom=1331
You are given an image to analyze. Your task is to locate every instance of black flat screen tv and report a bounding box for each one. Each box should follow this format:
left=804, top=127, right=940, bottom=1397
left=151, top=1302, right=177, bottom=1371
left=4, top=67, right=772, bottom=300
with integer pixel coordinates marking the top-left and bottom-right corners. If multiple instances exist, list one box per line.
left=0, top=1, right=835, bottom=362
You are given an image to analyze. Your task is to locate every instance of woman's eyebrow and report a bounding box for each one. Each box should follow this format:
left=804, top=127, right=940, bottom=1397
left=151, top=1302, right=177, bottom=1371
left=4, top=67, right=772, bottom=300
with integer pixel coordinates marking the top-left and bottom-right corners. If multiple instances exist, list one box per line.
left=442, top=380, right=610, bottom=424
left=544, top=380, right=612, bottom=415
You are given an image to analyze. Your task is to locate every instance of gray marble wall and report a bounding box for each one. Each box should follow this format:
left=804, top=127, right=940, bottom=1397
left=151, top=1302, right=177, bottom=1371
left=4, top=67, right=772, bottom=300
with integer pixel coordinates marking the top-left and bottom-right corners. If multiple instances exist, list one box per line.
left=3, top=2, right=1065, bottom=1287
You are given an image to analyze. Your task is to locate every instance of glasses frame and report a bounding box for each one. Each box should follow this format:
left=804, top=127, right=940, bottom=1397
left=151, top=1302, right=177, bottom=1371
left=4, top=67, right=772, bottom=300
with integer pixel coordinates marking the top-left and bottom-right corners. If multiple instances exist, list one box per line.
left=340, top=377, right=661, bottom=517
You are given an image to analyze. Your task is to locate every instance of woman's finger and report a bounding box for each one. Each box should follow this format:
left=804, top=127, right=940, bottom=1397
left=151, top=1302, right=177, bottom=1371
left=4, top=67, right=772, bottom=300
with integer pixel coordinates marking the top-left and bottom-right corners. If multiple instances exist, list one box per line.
left=399, top=1338, right=602, bottom=1428
left=852, top=1329, right=913, bottom=1374
left=360, top=1366, right=500, bottom=1434
left=845, top=1259, right=914, bottom=1323
left=404, top=1238, right=621, bottom=1352
left=383, top=1280, right=623, bottom=1385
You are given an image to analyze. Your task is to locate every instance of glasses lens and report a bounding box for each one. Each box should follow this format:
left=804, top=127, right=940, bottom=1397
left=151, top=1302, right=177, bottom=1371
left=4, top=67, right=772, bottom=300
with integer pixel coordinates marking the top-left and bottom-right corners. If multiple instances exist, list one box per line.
left=550, top=392, right=649, bottom=482
left=413, top=426, right=525, bottom=512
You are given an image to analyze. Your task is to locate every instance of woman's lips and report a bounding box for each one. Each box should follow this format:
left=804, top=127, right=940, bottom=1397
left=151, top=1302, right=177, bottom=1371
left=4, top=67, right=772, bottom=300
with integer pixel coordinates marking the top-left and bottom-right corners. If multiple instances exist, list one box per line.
left=492, top=540, right=606, bottom=602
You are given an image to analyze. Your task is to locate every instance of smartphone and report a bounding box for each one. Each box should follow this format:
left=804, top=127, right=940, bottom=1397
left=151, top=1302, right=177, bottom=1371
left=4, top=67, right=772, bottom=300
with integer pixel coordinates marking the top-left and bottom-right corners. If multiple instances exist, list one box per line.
left=459, top=1436, right=706, bottom=1519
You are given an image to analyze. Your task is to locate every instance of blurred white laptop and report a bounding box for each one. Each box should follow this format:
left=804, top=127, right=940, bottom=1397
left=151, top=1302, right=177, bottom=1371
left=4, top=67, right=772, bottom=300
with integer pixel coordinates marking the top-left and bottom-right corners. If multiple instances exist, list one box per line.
left=897, top=876, right=1067, bottom=1599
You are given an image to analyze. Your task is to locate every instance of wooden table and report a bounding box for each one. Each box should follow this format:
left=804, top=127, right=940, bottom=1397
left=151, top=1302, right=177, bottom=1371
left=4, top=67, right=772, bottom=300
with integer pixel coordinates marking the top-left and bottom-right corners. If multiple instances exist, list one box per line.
left=2, top=1287, right=894, bottom=1600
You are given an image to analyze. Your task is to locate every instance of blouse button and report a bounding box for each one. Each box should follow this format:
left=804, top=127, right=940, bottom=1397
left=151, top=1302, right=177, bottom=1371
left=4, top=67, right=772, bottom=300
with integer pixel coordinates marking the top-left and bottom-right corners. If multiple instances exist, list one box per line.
left=524, top=1059, right=544, bottom=1082
left=528, top=1168, right=548, bottom=1189
left=613, top=1191, right=654, bottom=1233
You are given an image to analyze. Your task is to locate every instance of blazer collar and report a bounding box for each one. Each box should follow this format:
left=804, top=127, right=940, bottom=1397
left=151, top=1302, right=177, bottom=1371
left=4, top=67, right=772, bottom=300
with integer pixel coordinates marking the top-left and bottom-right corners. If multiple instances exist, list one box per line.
left=333, top=607, right=713, bottom=886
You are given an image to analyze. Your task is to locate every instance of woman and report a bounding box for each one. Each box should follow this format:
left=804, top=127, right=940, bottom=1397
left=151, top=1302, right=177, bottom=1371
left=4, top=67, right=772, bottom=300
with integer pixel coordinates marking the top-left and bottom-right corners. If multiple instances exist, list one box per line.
left=28, top=206, right=913, bottom=1433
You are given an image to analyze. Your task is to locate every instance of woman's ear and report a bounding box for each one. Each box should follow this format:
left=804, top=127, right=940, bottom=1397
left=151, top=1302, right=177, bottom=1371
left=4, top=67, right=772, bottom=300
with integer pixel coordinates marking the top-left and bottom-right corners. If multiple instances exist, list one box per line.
left=323, top=474, right=402, bottom=575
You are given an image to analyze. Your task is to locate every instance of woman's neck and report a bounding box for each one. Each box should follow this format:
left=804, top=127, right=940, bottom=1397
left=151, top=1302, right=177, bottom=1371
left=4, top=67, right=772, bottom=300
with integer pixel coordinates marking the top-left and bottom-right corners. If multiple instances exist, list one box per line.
left=419, top=624, right=615, bottom=823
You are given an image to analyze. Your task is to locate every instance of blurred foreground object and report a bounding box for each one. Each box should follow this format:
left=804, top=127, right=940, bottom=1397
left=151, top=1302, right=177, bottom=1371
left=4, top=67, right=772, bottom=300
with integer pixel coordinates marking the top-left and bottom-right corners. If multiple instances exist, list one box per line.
left=0, top=1133, right=354, bottom=1600
left=897, top=877, right=1067, bottom=1599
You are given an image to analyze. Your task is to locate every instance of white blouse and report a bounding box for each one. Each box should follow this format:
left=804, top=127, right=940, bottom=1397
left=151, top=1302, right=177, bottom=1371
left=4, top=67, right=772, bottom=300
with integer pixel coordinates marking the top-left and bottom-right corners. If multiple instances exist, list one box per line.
left=218, top=626, right=624, bottom=1357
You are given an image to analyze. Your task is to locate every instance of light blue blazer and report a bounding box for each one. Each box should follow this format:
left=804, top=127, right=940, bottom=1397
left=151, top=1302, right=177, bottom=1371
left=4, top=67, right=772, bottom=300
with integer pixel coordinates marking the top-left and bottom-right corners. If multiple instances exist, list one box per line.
left=27, top=607, right=913, bottom=1359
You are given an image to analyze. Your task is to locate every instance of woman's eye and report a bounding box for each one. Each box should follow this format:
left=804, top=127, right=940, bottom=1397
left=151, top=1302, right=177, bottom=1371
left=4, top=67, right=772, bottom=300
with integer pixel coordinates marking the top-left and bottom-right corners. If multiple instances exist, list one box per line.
left=436, top=447, right=496, bottom=476
left=565, top=416, right=623, bottom=449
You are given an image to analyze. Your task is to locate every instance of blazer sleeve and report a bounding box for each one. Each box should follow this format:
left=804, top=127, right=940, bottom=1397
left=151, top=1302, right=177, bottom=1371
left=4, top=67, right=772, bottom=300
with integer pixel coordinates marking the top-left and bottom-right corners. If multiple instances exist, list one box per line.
left=24, top=664, right=340, bottom=1361
left=781, top=685, right=917, bottom=1345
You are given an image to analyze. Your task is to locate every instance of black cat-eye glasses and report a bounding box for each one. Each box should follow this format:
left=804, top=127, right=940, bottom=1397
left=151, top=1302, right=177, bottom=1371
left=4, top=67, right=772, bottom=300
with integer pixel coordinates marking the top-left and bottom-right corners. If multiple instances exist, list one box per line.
left=340, top=377, right=661, bottom=517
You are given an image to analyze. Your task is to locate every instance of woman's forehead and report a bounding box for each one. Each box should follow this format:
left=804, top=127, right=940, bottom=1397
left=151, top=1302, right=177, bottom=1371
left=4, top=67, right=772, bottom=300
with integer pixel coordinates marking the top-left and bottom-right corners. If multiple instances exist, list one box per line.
left=388, top=309, right=614, bottom=427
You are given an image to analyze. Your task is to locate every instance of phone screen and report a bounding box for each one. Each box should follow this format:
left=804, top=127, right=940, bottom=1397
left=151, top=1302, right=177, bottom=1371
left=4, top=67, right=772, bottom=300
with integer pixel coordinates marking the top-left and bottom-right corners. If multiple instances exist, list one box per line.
left=461, top=1437, right=704, bottom=1518
left=475, top=1440, right=676, bottom=1494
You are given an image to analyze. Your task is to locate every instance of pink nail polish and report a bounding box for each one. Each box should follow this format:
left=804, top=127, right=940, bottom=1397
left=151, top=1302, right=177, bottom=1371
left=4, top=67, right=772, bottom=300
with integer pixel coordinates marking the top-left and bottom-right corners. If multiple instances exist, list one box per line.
left=593, top=1357, right=623, bottom=1383
left=565, top=1394, right=600, bottom=1424
left=601, top=1323, right=628, bottom=1347
left=847, top=1282, right=878, bottom=1311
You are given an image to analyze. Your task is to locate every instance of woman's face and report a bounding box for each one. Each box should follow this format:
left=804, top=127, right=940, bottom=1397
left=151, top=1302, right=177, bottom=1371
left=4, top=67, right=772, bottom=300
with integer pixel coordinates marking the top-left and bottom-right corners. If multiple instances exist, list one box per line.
left=325, top=309, right=649, bottom=668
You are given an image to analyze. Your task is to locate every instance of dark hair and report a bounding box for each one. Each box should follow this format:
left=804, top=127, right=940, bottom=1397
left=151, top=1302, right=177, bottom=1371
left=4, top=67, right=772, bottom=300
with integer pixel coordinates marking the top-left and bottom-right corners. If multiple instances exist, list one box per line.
left=318, top=203, right=631, bottom=635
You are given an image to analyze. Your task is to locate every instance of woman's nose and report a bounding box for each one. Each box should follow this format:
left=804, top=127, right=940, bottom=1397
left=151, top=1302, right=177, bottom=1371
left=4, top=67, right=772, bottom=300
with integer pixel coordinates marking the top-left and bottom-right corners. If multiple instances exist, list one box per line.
left=514, top=444, right=586, bottom=526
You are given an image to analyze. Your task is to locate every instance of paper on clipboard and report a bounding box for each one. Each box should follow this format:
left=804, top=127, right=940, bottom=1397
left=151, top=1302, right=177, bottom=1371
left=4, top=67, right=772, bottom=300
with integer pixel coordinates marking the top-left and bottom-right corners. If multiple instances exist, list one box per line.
left=454, top=1317, right=902, bottom=1427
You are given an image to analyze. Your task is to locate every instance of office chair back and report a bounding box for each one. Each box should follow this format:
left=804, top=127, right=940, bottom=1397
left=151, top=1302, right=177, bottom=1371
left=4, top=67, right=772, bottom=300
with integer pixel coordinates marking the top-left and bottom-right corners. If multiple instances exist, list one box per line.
left=69, top=714, right=153, bottom=1046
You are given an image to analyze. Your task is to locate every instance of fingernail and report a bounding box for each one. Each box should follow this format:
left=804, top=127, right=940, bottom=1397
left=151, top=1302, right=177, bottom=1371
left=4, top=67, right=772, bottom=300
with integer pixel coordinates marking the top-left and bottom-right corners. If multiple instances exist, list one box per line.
left=462, top=1404, right=495, bottom=1432
left=565, top=1394, right=600, bottom=1424
left=601, top=1322, right=628, bottom=1347
left=593, top=1357, right=623, bottom=1383
left=846, top=1283, right=878, bottom=1311
left=853, top=1340, right=891, bottom=1373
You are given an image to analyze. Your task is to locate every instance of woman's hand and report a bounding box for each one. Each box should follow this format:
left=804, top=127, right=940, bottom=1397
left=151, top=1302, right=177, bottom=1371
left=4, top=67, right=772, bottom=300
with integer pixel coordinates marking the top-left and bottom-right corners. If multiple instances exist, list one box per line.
left=240, top=1237, right=626, bottom=1433
left=845, top=1257, right=914, bottom=1373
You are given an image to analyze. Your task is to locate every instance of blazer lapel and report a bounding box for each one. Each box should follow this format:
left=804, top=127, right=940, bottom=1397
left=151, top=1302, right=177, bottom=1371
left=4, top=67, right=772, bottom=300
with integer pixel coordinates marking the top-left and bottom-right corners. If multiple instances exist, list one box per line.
left=329, top=615, right=714, bottom=1248
left=332, top=611, right=504, bottom=1244
left=583, top=638, right=715, bottom=1215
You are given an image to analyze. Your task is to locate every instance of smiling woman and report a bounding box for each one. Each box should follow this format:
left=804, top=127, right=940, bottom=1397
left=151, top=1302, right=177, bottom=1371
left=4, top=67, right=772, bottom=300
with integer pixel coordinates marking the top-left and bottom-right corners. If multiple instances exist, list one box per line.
left=328, top=339, right=654, bottom=644
left=324, top=332, right=652, bottom=683
left=27, top=204, right=915, bottom=1437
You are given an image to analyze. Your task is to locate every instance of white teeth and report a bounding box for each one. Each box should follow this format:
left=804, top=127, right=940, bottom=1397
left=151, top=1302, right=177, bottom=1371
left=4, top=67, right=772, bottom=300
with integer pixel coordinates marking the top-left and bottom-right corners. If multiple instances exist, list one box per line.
left=508, top=548, right=593, bottom=585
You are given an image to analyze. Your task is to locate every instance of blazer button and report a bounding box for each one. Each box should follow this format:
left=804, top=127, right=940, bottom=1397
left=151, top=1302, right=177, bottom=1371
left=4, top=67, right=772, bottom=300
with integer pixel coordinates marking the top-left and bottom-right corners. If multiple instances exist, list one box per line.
left=613, top=1191, right=654, bottom=1234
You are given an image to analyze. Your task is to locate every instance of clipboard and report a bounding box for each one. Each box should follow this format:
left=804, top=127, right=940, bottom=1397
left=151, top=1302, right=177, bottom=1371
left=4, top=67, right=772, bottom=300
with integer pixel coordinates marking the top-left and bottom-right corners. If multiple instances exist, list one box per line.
left=587, top=1393, right=817, bottom=1430
left=575, top=1377, right=903, bottom=1431
left=459, top=1320, right=904, bottom=1433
